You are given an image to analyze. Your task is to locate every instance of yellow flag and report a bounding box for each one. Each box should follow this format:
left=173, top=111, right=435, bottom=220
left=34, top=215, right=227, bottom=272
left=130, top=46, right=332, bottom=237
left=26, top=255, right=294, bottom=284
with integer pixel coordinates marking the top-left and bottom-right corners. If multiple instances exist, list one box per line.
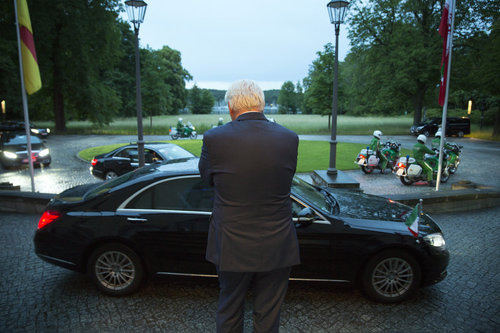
left=17, top=0, right=41, bottom=95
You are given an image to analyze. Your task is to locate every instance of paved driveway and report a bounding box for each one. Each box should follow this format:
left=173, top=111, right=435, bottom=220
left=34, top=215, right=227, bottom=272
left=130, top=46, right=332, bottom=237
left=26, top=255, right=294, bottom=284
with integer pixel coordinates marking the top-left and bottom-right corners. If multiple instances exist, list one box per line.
left=0, top=135, right=499, bottom=195
left=1, top=206, right=498, bottom=332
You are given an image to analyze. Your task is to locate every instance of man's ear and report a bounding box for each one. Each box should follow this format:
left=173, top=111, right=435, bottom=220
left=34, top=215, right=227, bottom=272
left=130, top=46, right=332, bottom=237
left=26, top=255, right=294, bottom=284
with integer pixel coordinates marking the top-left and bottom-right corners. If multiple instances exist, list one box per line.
left=228, top=102, right=236, bottom=120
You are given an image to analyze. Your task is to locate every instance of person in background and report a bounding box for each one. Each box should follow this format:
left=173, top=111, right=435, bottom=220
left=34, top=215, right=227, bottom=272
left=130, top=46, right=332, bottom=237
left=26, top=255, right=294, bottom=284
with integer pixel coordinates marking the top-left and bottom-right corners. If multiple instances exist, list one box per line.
left=369, top=130, right=388, bottom=173
left=199, top=79, right=300, bottom=333
left=413, top=134, right=436, bottom=186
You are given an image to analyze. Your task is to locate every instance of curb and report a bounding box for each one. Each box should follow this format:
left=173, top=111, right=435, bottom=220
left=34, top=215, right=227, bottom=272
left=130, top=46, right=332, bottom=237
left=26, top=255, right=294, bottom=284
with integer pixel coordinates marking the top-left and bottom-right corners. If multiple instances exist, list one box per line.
left=0, top=190, right=54, bottom=215
left=381, top=187, right=500, bottom=214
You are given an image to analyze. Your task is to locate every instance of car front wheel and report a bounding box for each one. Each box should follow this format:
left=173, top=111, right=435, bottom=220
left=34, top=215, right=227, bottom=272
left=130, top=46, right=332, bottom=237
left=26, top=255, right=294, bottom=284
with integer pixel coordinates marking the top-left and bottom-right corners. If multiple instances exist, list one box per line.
left=361, top=250, right=421, bottom=303
left=87, top=243, right=145, bottom=296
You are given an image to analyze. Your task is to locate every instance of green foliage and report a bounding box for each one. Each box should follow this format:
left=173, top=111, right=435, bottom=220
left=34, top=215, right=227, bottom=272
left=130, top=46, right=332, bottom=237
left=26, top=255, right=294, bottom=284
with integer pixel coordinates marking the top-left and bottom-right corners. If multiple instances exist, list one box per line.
left=278, top=81, right=297, bottom=114
left=189, top=84, right=215, bottom=114
left=264, top=90, right=280, bottom=106
left=141, top=46, right=192, bottom=116
left=303, top=44, right=335, bottom=115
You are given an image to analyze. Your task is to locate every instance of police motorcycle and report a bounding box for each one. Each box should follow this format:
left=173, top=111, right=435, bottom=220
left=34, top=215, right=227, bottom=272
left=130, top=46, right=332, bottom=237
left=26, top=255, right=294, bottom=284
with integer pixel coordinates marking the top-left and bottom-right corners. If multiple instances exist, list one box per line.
left=169, top=120, right=197, bottom=140
left=394, top=153, right=450, bottom=185
left=439, top=142, right=462, bottom=174
left=354, top=139, right=401, bottom=174
left=431, top=130, right=462, bottom=174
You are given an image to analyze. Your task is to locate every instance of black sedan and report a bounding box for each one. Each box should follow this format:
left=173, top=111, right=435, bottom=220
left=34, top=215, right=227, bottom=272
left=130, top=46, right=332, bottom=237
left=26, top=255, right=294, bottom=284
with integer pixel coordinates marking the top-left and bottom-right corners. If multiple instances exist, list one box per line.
left=0, top=132, right=51, bottom=168
left=0, top=121, right=50, bottom=138
left=90, top=142, right=196, bottom=180
left=35, top=160, right=449, bottom=303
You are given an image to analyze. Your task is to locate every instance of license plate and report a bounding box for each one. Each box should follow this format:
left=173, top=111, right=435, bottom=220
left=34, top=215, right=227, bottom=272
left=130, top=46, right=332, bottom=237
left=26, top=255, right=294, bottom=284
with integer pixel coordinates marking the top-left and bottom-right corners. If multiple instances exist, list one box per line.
left=396, top=168, right=404, bottom=176
left=357, top=158, right=365, bottom=165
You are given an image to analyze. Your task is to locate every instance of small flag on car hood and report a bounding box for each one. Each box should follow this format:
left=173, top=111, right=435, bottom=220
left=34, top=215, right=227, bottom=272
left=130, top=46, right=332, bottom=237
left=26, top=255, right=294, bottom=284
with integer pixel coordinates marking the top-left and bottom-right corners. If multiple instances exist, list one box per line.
left=405, top=204, right=420, bottom=237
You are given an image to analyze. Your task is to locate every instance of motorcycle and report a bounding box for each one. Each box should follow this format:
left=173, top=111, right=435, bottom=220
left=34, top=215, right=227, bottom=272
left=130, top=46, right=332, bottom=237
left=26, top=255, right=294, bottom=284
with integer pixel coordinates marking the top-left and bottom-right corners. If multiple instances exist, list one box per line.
left=444, top=142, right=462, bottom=174
left=169, top=121, right=197, bottom=140
left=394, top=153, right=450, bottom=185
left=354, top=139, right=401, bottom=174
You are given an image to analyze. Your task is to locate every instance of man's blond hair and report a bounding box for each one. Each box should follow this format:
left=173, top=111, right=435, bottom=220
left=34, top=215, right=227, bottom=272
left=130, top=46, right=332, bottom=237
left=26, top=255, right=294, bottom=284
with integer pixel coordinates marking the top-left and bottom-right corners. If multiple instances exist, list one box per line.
left=225, top=80, right=265, bottom=113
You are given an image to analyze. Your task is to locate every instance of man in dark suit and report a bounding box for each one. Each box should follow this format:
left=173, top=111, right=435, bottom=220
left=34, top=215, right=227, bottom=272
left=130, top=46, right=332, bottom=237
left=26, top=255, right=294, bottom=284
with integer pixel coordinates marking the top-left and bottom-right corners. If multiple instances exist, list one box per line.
left=199, top=79, right=300, bottom=333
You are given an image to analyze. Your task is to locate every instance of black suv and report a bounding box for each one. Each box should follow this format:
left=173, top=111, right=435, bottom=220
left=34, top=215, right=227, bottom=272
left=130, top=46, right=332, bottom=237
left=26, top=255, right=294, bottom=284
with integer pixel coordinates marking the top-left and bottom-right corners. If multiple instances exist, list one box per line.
left=410, top=117, right=470, bottom=137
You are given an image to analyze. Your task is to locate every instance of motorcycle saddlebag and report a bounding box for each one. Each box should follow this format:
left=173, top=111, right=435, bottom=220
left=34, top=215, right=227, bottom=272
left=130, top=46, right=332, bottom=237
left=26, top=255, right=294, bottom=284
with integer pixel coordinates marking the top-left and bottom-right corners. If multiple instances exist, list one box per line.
left=407, top=164, right=422, bottom=176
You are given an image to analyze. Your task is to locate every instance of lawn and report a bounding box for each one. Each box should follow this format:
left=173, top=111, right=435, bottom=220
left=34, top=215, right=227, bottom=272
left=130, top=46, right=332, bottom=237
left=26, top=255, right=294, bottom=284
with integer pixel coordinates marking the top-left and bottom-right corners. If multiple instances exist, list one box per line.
left=79, top=139, right=412, bottom=173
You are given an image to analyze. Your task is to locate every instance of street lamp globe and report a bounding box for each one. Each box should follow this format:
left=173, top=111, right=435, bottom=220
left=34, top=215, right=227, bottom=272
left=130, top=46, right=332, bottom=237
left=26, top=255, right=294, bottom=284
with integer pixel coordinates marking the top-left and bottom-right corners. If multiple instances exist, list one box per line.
left=327, top=0, right=349, bottom=25
left=125, top=0, right=148, bottom=30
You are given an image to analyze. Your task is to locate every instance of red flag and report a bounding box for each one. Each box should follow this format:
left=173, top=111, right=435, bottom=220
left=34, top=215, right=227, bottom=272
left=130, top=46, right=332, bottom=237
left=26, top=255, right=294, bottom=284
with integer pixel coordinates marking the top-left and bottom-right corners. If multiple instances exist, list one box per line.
left=17, top=0, right=41, bottom=95
left=438, top=0, right=453, bottom=106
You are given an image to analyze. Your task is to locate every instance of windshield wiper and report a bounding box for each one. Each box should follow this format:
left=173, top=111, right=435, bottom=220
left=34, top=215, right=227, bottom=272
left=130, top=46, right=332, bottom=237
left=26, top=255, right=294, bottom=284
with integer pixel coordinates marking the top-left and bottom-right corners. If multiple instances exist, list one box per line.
left=321, top=189, right=339, bottom=214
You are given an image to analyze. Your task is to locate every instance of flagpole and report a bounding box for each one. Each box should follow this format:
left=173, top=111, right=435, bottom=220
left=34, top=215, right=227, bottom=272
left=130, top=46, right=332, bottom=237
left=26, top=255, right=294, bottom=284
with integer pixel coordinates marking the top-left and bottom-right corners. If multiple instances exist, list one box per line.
left=14, top=0, right=36, bottom=192
left=436, top=0, right=455, bottom=191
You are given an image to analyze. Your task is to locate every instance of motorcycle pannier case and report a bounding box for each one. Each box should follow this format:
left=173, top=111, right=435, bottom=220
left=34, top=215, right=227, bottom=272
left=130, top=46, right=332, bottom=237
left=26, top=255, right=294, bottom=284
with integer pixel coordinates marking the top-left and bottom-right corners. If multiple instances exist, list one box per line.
left=407, top=164, right=422, bottom=176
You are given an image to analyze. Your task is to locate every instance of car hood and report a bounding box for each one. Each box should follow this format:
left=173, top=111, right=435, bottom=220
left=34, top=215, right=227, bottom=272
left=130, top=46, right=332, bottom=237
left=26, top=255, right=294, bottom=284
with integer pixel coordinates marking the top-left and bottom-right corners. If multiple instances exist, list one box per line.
left=324, top=188, right=441, bottom=235
left=3, top=143, right=44, bottom=152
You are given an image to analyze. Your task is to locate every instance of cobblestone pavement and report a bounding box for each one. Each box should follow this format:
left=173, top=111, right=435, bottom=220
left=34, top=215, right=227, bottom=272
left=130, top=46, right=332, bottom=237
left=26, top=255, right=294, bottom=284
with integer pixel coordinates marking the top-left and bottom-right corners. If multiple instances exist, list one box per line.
left=1, top=206, right=499, bottom=333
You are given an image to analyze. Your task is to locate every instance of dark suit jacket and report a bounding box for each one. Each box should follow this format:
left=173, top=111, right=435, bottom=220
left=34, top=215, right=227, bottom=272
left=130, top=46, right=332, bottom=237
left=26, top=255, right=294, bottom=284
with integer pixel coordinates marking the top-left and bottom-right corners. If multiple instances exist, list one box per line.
left=199, top=112, right=300, bottom=272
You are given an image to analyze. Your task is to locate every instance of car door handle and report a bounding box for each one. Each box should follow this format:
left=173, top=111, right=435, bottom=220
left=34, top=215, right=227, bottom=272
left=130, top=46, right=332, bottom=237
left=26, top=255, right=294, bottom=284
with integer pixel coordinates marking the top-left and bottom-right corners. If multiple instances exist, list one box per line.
left=127, top=217, right=148, bottom=223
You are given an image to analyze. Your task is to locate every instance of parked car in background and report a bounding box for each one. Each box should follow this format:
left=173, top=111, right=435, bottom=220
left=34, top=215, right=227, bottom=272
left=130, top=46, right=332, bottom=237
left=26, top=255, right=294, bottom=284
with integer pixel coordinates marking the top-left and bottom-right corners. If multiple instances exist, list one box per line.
left=90, top=142, right=196, bottom=180
left=0, top=121, right=50, bottom=138
left=410, top=117, right=470, bottom=137
left=0, top=132, right=51, bottom=168
left=36, top=160, right=449, bottom=303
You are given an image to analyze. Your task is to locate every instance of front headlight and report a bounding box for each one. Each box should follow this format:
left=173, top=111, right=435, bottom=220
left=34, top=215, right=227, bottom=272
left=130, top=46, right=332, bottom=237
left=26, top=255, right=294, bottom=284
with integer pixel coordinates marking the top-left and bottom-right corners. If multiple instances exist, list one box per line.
left=31, top=128, right=40, bottom=134
left=39, top=148, right=50, bottom=157
left=3, top=151, right=17, bottom=159
left=424, top=233, right=446, bottom=250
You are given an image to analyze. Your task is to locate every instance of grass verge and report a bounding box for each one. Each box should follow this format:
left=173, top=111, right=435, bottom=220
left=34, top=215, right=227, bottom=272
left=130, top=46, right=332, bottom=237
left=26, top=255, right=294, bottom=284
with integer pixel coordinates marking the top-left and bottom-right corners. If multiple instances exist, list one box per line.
left=79, top=140, right=412, bottom=173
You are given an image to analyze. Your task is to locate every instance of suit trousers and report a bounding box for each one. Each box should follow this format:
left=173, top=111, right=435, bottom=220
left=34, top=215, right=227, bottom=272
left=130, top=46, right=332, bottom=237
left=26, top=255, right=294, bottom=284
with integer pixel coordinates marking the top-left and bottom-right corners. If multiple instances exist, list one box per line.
left=216, top=266, right=292, bottom=333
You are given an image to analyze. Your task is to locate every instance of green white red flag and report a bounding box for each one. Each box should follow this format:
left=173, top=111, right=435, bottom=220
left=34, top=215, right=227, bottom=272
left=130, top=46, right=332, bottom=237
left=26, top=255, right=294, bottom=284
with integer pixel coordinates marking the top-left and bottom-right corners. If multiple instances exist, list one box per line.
left=405, top=204, right=419, bottom=238
left=438, top=0, right=454, bottom=106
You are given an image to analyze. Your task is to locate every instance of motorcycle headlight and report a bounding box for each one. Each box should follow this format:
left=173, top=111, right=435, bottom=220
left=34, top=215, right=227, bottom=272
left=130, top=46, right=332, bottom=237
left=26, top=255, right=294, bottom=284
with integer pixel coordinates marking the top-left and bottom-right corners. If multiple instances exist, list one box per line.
left=3, top=151, right=17, bottom=159
left=31, top=128, right=40, bottom=134
left=39, top=148, right=50, bottom=157
left=424, top=233, right=446, bottom=250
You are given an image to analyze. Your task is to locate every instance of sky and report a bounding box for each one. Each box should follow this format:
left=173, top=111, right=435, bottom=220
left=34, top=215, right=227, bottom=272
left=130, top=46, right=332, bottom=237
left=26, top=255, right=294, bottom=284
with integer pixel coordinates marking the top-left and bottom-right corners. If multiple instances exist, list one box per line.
left=122, top=0, right=351, bottom=91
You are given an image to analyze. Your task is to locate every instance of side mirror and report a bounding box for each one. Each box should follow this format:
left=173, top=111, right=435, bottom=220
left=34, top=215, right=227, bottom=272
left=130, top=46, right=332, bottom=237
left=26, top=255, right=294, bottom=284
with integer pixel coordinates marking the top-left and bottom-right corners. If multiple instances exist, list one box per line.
left=293, top=207, right=315, bottom=227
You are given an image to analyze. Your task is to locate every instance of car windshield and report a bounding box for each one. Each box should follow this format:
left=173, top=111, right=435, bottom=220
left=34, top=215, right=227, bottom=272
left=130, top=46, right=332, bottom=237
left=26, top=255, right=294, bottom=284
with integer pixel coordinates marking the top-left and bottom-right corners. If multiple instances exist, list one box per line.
left=158, top=146, right=194, bottom=161
left=291, top=177, right=338, bottom=215
left=3, top=134, right=41, bottom=145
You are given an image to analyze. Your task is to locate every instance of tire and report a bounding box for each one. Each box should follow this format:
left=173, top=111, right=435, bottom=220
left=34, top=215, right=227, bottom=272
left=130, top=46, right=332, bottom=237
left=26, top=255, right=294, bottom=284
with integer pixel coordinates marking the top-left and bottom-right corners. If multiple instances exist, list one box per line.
left=42, top=163, right=51, bottom=167
left=190, top=133, right=197, bottom=139
left=399, top=176, right=413, bottom=186
left=105, top=170, right=118, bottom=180
left=440, top=169, right=450, bottom=183
left=87, top=243, right=145, bottom=296
left=361, top=166, right=374, bottom=174
left=361, top=250, right=421, bottom=303
left=171, top=134, right=179, bottom=140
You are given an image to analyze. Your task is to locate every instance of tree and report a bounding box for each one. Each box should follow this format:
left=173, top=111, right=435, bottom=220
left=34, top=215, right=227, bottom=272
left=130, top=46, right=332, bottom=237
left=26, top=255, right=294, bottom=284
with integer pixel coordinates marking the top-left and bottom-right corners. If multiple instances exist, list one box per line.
left=189, top=84, right=214, bottom=114
left=29, top=0, right=124, bottom=131
left=302, top=43, right=339, bottom=115
left=141, top=46, right=192, bottom=116
left=295, top=81, right=304, bottom=112
left=278, top=81, right=297, bottom=114
left=346, top=0, right=443, bottom=124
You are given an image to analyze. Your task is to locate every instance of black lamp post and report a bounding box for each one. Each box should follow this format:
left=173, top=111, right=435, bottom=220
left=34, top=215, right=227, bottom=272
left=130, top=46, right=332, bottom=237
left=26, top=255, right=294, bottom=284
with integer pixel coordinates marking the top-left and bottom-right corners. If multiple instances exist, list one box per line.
left=125, top=0, right=147, bottom=167
left=326, top=0, right=349, bottom=175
